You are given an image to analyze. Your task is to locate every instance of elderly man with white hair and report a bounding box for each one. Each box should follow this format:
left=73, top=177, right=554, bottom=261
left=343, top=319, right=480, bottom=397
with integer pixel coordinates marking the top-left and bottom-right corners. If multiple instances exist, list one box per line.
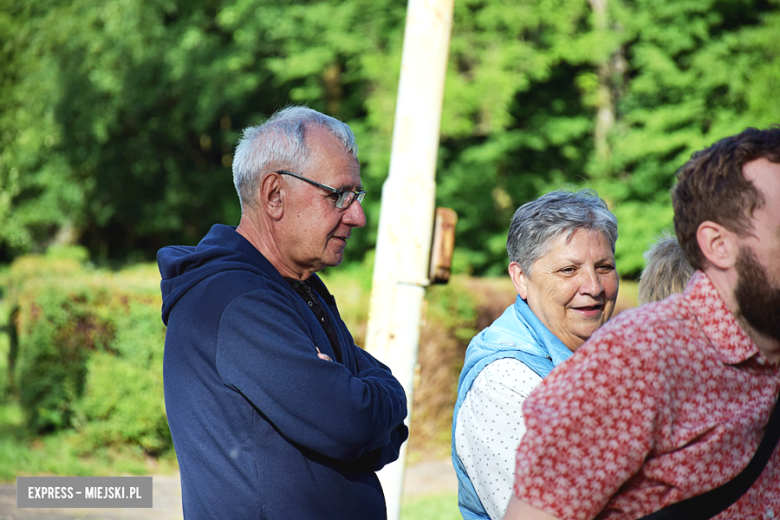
left=158, top=106, right=408, bottom=520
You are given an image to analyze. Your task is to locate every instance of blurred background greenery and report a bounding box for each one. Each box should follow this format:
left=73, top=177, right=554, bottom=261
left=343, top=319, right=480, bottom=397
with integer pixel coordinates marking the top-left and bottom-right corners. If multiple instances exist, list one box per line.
left=0, top=1, right=779, bottom=516
left=3, top=0, right=779, bottom=275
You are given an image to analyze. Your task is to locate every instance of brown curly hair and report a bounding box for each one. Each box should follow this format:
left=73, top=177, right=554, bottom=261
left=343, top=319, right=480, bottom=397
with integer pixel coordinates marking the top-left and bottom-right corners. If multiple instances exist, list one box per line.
left=672, top=126, right=780, bottom=270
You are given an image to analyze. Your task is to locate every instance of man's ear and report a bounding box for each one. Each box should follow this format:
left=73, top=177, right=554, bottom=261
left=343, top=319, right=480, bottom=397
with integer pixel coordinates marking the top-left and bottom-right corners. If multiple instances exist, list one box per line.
left=508, top=262, right=529, bottom=300
left=259, top=172, right=284, bottom=220
left=696, top=220, right=737, bottom=270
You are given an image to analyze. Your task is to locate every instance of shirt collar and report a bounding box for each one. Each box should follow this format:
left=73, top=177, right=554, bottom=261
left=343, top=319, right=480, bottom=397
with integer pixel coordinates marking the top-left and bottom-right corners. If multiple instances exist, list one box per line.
left=686, top=271, right=761, bottom=365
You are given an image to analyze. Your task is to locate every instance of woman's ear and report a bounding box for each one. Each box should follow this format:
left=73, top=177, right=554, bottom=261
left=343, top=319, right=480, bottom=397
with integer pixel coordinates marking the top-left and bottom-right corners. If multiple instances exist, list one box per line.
left=508, top=262, right=529, bottom=300
left=696, top=220, right=738, bottom=270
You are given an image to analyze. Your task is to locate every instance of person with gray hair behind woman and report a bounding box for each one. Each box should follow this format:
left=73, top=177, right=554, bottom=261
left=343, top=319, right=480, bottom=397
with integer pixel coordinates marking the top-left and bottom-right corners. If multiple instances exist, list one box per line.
left=638, top=232, right=695, bottom=305
left=452, top=188, right=619, bottom=520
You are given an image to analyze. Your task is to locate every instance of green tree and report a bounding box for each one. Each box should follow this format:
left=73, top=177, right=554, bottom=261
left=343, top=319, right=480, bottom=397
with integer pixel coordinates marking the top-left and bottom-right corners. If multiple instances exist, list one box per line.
left=592, top=0, right=780, bottom=274
left=1, top=0, right=779, bottom=277
left=0, top=0, right=407, bottom=262
left=428, top=0, right=780, bottom=276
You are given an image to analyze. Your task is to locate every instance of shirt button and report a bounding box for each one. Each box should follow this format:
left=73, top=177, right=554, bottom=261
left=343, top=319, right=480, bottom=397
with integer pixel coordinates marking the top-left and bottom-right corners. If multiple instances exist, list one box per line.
left=308, top=301, right=313, bottom=307
left=321, top=317, right=325, bottom=322
left=767, top=509, right=775, bottom=519
left=757, top=358, right=766, bottom=365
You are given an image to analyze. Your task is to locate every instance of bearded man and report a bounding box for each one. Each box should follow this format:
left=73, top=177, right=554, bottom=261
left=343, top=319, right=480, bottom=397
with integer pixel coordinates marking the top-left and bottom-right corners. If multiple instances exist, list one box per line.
left=504, top=126, right=780, bottom=520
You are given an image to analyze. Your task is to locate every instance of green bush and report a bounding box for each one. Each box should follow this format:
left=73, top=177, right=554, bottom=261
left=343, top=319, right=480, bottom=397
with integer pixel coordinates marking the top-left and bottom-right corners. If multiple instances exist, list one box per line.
left=4, top=248, right=170, bottom=455
left=74, top=303, right=168, bottom=455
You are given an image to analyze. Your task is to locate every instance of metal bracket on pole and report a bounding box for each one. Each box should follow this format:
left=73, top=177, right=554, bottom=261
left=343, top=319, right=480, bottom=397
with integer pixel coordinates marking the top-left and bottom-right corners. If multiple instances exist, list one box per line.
left=429, top=208, right=458, bottom=285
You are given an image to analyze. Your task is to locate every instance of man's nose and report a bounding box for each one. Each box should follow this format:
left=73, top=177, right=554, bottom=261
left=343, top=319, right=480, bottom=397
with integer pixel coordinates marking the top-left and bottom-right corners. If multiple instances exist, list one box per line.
left=343, top=199, right=366, bottom=228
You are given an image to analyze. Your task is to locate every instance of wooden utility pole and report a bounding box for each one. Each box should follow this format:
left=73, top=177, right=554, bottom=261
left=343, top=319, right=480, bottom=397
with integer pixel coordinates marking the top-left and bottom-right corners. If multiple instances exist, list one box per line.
left=364, top=0, right=455, bottom=519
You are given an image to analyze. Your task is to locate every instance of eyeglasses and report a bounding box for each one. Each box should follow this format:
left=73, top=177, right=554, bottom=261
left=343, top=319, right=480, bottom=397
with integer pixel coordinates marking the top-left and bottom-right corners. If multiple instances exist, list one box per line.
left=277, top=170, right=366, bottom=209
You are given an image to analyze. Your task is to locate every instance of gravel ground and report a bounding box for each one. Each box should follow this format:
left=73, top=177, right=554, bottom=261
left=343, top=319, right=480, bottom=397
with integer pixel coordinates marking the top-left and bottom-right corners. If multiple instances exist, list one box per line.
left=0, top=458, right=457, bottom=520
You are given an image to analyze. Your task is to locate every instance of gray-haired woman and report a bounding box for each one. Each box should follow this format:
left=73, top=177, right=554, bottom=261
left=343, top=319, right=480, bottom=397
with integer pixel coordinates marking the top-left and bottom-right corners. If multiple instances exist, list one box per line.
left=452, top=188, right=619, bottom=520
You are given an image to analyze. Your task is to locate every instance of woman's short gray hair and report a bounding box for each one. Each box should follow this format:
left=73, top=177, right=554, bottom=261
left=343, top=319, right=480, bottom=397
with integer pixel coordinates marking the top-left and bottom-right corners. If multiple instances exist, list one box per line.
left=232, top=106, right=358, bottom=211
left=507, top=188, right=618, bottom=276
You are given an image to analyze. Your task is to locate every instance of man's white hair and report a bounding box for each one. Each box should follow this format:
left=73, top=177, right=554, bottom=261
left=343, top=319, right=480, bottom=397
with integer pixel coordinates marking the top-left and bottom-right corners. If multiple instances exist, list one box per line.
left=232, top=106, right=358, bottom=211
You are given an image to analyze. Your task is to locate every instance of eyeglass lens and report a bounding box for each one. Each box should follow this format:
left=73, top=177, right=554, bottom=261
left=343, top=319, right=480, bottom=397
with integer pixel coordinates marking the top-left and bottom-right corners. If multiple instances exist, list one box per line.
left=336, top=191, right=366, bottom=209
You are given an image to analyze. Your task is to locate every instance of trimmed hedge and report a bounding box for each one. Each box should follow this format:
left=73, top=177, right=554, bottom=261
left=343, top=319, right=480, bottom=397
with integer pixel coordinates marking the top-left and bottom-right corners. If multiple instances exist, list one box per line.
left=5, top=247, right=171, bottom=455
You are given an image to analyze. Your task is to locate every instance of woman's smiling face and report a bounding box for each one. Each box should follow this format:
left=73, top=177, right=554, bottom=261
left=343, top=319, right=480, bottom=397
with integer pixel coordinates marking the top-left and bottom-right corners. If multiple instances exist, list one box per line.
left=510, top=228, right=619, bottom=351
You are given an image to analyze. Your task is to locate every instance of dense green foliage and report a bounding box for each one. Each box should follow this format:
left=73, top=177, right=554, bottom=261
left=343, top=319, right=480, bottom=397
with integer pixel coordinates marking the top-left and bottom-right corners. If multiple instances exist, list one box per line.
left=4, top=248, right=171, bottom=454
left=2, top=0, right=779, bottom=276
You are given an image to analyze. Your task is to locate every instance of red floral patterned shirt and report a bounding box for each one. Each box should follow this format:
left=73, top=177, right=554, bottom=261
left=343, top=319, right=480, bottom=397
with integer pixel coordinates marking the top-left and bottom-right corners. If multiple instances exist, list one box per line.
left=513, top=272, right=780, bottom=520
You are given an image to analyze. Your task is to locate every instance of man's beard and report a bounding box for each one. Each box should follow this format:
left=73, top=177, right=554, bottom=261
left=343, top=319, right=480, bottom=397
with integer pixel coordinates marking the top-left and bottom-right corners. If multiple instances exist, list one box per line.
left=734, top=246, right=780, bottom=342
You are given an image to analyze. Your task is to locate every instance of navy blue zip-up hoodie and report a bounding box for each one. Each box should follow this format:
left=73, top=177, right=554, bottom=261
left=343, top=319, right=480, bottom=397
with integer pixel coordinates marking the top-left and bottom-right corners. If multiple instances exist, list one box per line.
left=159, top=224, right=408, bottom=520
